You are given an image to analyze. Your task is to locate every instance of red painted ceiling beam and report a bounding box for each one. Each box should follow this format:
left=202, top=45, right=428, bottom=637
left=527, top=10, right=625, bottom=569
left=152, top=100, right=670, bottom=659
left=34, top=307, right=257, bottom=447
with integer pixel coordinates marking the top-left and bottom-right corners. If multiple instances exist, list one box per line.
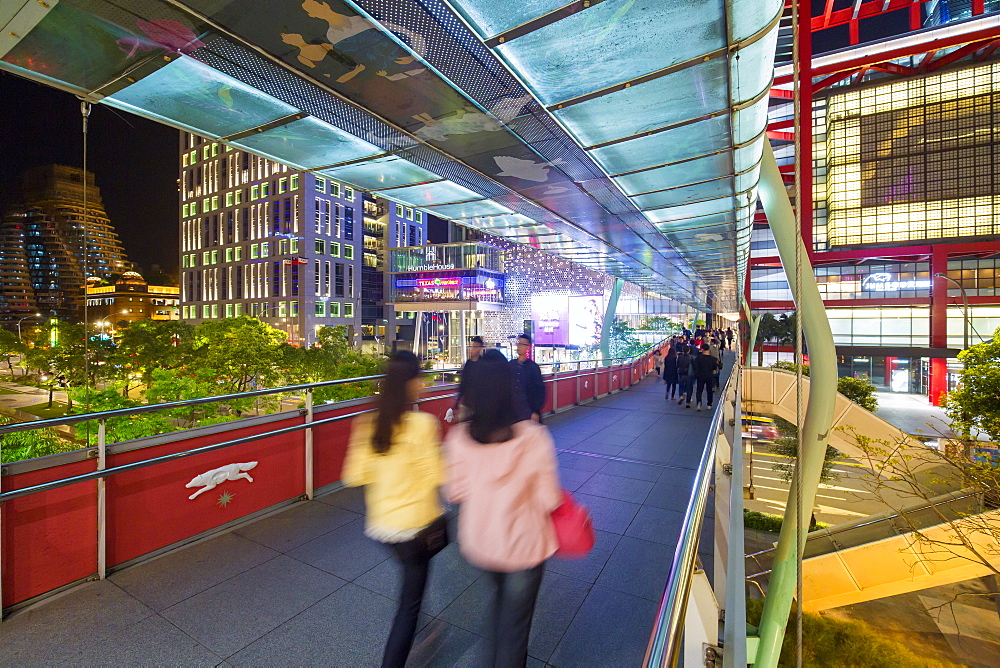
left=766, top=130, right=795, bottom=141
left=768, top=118, right=796, bottom=130
left=924, top=38, right=997, bottom=72
left=811, top=0, right=935, bottom=32
left=750, top=239, right=1000, bottom=265
left=869, top=61, right=914, bottom=75
left=769, top=88, right=794, bottom=99
left=801, top=25, right=1000, bottom=78
left=813, top=69, right=858, bottom=93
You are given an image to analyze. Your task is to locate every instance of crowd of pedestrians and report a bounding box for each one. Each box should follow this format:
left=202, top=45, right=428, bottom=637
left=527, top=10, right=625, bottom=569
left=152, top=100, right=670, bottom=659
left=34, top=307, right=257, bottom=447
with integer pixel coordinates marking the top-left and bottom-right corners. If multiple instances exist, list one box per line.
left=344, top=333, right=559, bottom=667
left=658, top=326, right=731, bottom=411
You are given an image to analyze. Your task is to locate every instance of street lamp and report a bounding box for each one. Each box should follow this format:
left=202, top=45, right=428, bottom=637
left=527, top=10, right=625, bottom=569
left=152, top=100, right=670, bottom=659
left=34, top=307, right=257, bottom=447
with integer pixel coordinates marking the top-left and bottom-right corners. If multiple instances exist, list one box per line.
left=16, top=312, right=42, bottom=342
left=934, top=273, right=969, bottom=350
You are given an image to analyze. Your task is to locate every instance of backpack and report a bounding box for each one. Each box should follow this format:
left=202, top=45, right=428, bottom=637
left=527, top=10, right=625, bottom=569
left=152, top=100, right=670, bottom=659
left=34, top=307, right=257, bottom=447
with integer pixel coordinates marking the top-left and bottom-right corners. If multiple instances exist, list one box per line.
left=676, top=354, right=691, bottom=376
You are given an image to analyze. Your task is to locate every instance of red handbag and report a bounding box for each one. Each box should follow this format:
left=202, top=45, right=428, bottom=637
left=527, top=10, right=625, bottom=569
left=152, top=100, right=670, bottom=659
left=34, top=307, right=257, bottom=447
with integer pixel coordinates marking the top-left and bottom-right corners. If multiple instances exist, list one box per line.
left=551, top=490, right=595, bottom=559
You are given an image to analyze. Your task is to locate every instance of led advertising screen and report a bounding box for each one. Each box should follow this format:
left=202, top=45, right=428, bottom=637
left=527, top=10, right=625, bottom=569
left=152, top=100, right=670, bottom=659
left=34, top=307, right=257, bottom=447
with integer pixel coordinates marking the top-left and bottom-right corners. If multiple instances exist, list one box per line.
left=531, top=294, right=569, bottom=346
left=568, top=295, right=604, bottom=347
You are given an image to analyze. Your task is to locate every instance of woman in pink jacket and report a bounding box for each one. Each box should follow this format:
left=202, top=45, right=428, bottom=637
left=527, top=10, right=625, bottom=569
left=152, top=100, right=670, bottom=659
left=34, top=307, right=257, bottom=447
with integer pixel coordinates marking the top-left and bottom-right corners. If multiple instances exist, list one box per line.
left=444, top=350, right=562, bottom=667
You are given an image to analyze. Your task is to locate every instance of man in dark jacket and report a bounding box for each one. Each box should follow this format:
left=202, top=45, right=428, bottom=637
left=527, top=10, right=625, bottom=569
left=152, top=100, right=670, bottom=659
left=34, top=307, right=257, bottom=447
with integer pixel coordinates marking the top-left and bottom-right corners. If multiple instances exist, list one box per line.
left=675, top=345, right=694, bottom=408
left=511, top=333, right=545, bottom=421
left=691, top=344, right=721, bottom=411
left=446, top=335, right=485, bottom=422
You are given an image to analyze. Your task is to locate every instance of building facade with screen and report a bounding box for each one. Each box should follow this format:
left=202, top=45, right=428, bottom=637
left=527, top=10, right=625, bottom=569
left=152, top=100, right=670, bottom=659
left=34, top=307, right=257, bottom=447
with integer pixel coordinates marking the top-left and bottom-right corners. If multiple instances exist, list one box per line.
left=754, top=57, right=1000, bottom=403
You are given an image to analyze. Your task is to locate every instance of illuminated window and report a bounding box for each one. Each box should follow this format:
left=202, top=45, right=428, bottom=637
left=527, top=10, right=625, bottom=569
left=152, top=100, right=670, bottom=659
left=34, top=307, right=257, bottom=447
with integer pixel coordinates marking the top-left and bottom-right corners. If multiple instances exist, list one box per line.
left=291, top=174, right=299, bottom=190
left=251, top=244, right=259, bottom=259
left=315, top=301, right=326, bottom=316
left=235, top=246, right=243, bottom=261
left=203, top=304, right=210, bottom=318
left=182, top=154, right=189, bottom=167
left=234, top=303, right=243, bottom=315
left=344, top=302, right=354, bottom=317
left=315, top=239, right=326, bottom=254
left=261, top=182, right=270, bottom=198
left=279, top=177, right=287, bottom=193
left=290, top=238, right=299, bottom=254
left=235, top=189, right=243, bottom=205
left=225, top=303, right=233, bottom=318
left=225, top=248, right=233, bottom=262
left=330, top=181, right=341, bottom=198
left=211, top=304, right=219, bottom=318
left=251, top=185, right=259, bottom=200
left=316, top=177, right=326, bottom=193
left=226, top=193, right=234, bottom=207
left=279, top=301, right=287, bottom=318
left=290, top=301, right=299, bottom=317
left=330, top=301, right=341, bottom=317
left=331, top=242, right=340, bottom=257
left=825, top=62, right=1000, bottom=247
left=211, top=250, right=219, bottom=264
left=344, top=245, right=354, bottom=260
left=261, top=242, right=269, bottom=257
left=211, top=195, right=219, bottom=210
left=182, top=203, right=189, bottom=217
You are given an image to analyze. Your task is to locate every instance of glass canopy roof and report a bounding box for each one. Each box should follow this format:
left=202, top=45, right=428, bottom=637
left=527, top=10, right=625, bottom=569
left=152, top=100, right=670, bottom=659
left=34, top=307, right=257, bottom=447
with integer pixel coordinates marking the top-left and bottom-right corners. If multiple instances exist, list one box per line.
left=0, top=0, right=781, bottom=311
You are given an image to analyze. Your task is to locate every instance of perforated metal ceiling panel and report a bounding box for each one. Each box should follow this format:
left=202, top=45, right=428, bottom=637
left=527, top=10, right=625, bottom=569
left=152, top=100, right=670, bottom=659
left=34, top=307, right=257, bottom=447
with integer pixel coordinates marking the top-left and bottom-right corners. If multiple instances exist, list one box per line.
left=0, top=0, right=781, bottom=311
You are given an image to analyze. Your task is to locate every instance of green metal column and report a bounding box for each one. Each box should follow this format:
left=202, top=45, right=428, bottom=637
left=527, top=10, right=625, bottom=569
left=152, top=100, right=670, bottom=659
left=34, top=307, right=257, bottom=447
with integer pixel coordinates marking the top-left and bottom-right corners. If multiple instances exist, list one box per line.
left=600, top=278, right=624, bottom=365
left=753, top=143, right=838, bottom=667
left=743, top=303, right=762, bottom=367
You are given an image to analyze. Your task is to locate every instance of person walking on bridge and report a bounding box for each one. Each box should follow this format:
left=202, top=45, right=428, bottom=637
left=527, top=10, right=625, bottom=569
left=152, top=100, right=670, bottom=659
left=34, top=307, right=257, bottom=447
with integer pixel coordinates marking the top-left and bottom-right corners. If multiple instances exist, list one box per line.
left=662, top=347, right=679, bottom=400
left=692, top=344, right=721, bottom=411
left=343, top=351, right=446, bottom=668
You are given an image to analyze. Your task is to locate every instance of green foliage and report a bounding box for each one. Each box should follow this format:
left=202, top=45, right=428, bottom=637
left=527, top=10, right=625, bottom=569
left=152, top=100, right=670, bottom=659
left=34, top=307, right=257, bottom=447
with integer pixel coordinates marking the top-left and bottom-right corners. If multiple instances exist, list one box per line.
left=0, top=329, right=26, bottom=377
left=745, top=599, right=937, bottom=667
left=947, top=327, right=1000, bottom=441
left=0, top=415, right=76, bottom=462
left=608, top=319, right=645, bottom=359
left=770, top=360, right=809, bottom=375
left=6, top=319, right=387, bottom=463
left=769, top=416, right=844, bottom=484
left=769, top=362, right=879, bottom=412
left=640, top=316, right=677, bottom=332
left=836, top=375, right=879, bottom=412
left=66, top=387, right=175, bottom=447
left=744, top=509, right=829, bottom=533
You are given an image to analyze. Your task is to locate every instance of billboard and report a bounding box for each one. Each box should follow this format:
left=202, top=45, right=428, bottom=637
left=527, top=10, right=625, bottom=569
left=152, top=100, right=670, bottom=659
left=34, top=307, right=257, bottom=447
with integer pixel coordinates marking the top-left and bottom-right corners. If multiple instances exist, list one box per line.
left=531, top=294, right=569, bottom=346
left=568, top=295, right=604, bottom=347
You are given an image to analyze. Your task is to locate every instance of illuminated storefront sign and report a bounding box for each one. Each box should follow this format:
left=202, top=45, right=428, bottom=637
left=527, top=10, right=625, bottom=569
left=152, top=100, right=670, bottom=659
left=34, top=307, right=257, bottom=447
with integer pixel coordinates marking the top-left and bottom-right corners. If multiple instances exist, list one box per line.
left=416, top=277, right=461, bottom=288
left=392, top=271, right=504, bottom=303
left=861, top=273, right=931, bottom=292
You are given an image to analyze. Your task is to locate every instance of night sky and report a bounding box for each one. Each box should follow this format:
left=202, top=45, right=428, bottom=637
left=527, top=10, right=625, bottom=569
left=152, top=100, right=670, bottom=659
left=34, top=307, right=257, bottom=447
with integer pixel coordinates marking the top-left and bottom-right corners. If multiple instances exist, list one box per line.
left=0, top=71, right=179, bottom=276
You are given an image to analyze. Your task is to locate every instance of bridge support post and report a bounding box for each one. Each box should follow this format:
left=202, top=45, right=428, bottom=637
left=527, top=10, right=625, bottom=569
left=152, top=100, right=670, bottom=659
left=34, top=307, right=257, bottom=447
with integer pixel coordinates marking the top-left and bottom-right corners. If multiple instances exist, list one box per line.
left=599, top=278, right=624, bottom=366
left=753, top=142, right=838, bottom=667
left=305, top=389, right=314, bottom=501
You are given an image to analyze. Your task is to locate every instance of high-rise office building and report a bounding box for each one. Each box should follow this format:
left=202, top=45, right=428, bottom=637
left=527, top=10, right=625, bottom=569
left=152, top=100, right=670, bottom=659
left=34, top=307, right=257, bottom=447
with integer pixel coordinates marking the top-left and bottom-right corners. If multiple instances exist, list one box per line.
left=0, top=165, right=131, bottom=323
left=178, top=133, right=426, bottom=347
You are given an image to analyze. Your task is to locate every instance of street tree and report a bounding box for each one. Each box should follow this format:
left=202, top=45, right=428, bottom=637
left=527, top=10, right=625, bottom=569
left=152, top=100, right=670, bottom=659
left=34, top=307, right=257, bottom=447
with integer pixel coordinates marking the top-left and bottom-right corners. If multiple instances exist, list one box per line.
left=946, top=326, right=1000, bottom=442
left=192, top=316, right=288, bottom=394
left=112, top=320, right=196, bottom=392
left=0, top=329, right=26, bottom=378
left=754, top=312, right=782, bottom=366
left=0, top=415, right=74, bottom=462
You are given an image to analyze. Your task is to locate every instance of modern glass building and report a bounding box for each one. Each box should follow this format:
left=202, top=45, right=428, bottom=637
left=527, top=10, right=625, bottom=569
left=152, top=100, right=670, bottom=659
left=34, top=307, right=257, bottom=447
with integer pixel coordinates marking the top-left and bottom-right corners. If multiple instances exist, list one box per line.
left=178, top=133, right=427, bottom=347
left=0, top=165, right=131, bottom=323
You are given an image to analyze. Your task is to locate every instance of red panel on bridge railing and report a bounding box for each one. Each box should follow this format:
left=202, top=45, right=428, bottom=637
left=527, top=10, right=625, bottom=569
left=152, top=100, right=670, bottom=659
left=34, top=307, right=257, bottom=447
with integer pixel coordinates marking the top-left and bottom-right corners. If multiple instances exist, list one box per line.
left=597, top=368, right=611, bottom=396
left=554, top=375, right=579, bottom=411
left=106, top=417, right=305, bottom=567
left=541, top=377, right=555, bottom=415
left=312, top=400, right=374, bottom=490
left=2, top=461, right=97, bottom=609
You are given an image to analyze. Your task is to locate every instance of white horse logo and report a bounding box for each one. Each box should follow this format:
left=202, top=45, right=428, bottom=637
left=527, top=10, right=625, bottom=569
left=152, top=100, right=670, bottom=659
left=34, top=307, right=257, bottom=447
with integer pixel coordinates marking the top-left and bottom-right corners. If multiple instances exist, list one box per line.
left=186, top=462, right=258, bottom=500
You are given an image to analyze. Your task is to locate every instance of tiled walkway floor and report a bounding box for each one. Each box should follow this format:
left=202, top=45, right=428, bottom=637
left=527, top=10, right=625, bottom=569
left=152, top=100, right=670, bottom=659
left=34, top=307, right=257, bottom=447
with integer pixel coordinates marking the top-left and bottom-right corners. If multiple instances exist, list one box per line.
left=0, top=360, right=730, bottom=667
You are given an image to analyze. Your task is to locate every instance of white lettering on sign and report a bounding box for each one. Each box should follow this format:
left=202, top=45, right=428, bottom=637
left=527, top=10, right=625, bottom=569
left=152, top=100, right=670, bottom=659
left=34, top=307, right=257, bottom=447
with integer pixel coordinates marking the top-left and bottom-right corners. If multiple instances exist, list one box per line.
left=412, top=264, right=456, bottom=271
left=861, top=272, right=931, bottom=292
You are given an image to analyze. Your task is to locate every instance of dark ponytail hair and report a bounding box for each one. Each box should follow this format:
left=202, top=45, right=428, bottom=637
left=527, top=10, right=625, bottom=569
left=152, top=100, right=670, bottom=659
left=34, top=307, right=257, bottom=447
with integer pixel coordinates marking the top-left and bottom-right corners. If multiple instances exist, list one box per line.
left=466, top=349, right=517, bottom=444
left=372, top=350, right=421, bottom=454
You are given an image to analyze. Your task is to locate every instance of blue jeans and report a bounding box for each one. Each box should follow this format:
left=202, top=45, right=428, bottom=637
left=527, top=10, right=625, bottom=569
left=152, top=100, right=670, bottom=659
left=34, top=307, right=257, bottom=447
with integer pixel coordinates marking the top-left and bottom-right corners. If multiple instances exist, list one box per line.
left=678, top=376, right=693, bottom=403
left=488, top=564, right=544, bottom=667
left=382, top=536, right=434, bottom=667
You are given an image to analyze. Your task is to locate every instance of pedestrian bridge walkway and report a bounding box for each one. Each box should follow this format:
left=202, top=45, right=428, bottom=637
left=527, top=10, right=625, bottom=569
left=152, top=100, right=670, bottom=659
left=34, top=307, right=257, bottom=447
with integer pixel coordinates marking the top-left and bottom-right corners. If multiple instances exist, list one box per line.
left=0, top=367, right=729, bottom=666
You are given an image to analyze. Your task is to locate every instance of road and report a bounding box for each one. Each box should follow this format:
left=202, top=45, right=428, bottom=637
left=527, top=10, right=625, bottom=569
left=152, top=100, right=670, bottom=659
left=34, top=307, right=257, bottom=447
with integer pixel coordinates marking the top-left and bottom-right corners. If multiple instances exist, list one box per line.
left=743, top=443, right=917, bottom=527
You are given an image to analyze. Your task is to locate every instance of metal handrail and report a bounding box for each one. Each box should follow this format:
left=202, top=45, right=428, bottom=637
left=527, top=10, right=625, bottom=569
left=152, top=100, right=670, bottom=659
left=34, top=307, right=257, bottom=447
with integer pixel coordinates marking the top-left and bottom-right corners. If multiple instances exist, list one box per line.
left=643, top=369, right=733, bottom=668
left=0, top=348, right=660, bottom=437
left=0, top=345, right=666, bottom=502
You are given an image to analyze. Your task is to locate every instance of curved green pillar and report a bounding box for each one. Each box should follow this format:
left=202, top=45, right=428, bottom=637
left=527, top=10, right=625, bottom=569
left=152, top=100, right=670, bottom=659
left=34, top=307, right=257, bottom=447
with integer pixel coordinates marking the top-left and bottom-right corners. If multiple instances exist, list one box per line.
left=753, top=143, right=839, bottom=667
left=600, top=278, right=624, bottom=365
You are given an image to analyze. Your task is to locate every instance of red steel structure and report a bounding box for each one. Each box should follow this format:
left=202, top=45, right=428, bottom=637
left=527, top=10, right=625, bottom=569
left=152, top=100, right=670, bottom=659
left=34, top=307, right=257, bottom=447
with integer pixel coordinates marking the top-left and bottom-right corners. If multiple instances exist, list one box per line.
left=756, top=0, right=1000, bottom=406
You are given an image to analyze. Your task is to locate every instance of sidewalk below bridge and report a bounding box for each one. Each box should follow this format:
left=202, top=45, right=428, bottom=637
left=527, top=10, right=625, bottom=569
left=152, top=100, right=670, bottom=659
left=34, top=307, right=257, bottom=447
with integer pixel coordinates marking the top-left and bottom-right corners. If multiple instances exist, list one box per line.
left=0, top=358, right=733, bottom=667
